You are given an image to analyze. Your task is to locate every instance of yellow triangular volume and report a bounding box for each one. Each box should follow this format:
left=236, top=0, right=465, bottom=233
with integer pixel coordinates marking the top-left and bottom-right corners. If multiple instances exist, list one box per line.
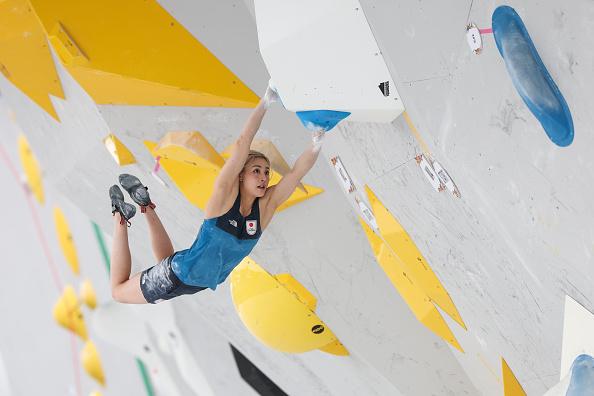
left=81, top=340, right=106, bottom=386
left=53, top=207, right=80, bottom=275
left=502, top=358, right=526, bottom=396
left=145, top=137, right=322, bottom=212
left=103, top=134, right=136, bottom=166
left=364, top=185, right=466, bottom=330
left=156, top=131, right=224, bottom=169
left=53, top=285, right=88, bottom=340
left=30, top=0, right=259, bottom=108
left=359, top=218, right=463, bottom=352
left=17, top=135, right=44, bottom=204
left=0, top=0, right=64, bottom=120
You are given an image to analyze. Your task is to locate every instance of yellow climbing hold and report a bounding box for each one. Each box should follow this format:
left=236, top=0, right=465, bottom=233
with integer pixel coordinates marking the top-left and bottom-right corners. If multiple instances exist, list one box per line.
left=231, top=257, right=348, bottom=356
left=103, top=134, right=136, bottom=166
left=17, top=134, right=44, bottom=204
left=89, top=391, right=103, bottom=396
left=79, top=279, right=97, bottom=310
left=0, top=0, right=64, bottom=120
left=145, top=133, right=323, bottom=212
left=81, top=340, right=106, bottom=386
left=359, top=218, right=463, bottom=352
left=30, top=0, right=259, bottom=108
left=53, top=207, right=79, bottom=275
left=364, top=186, right=466, bottom=329
left=53, top=285, right=88, bottom=340
left=502, top=358, right=526, bottom=396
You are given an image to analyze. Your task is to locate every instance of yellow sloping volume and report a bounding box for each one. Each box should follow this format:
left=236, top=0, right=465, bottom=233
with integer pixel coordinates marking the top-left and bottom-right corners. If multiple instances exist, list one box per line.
left=30, top=0, right=259, bottom=108
left=145, top=137, right=322, bottom=211
left=103, top=134, right=136, bottom=166
left=53, top=207, right=80, bottom=275
left=359, top=218, right=463, bottom=352
left=17, top=134, right=44, bottom=204
left=365, top=186, right=466, bottom=330
left=81, top=340, right=106, bottom=386
left=230, top=257, right=349, bottom=355
left=52, top=285, right=88, bottom=340
left=501, top=358, right=526, bottom=396
left=0, top=0, right=63, bottom=120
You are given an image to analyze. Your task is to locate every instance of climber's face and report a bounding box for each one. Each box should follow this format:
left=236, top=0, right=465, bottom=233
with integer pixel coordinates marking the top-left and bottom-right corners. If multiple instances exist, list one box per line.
left=240, top=157, right=270, bottom=197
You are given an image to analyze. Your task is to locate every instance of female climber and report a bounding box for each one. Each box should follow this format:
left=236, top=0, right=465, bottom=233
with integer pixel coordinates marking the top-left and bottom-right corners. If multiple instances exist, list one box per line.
left=108, top=84, right=324, bottom=304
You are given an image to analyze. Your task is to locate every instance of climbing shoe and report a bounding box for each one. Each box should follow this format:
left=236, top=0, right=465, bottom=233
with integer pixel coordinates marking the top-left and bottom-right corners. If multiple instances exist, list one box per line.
left=118, top=173, right=156, bottom=213
left=110, top=185, right=136, bottom=226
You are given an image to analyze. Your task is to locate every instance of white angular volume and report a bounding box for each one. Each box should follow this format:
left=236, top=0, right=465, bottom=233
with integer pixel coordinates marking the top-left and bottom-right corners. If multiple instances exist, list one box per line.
left=544, top=295, right=594, bottom=395
left=560, top=295, right=594, bottom=379
left=255, top=0, right=404, bottom=123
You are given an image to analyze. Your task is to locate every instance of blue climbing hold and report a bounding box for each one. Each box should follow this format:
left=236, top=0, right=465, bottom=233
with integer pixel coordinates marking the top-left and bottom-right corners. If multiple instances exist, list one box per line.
left=567, top=354, right=594, bottom=396
left=296, top=110, right=351, bottom=132
left=492, top=6, right=574, bottom=147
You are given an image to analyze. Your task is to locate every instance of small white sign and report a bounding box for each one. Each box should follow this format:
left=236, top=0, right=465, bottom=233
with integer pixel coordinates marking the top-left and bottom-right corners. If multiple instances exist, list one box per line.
left=416, top=154, right=443, bottom=192
left=331, top=156, right=356, bottom=193
left=466, top=23, right=483, bottom=54
left=432, top=160, right=461, bottom=198
left=356, top=196, right=378, bottom=230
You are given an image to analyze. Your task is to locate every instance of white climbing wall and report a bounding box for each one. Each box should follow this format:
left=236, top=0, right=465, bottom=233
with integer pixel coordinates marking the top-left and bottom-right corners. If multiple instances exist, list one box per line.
left=0, top=0, right=593, bottom=395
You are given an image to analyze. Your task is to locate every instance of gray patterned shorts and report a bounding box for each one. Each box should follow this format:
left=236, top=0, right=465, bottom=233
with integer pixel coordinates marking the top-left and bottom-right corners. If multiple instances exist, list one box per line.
left=139, top=253, right=206, bottom=304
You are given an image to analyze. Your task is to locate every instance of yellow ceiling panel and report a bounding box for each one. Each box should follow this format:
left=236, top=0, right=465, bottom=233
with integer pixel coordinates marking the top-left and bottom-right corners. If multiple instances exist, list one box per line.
left=0, top=0, right=63, bottom=119
left=29, top=0, right=259, bottom=107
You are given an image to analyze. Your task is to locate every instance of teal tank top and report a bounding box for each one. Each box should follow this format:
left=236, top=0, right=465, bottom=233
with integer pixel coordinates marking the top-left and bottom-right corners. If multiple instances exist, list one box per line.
left=171, top=192, right=262, bottom=290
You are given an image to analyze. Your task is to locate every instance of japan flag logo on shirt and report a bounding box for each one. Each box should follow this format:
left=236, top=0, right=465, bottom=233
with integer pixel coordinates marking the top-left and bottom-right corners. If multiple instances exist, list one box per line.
left=246, top=220, right=257, bottom=236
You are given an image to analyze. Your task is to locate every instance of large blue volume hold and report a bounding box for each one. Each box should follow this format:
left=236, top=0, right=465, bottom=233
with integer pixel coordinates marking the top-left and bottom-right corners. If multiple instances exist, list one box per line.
left=296, top=110, right=351, bottom=132
left=492, top=6, right=574, bottom=147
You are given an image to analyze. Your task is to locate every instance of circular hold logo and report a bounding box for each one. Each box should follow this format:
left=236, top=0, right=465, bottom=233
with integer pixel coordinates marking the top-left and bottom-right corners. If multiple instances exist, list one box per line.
left=311, top=324, right=325, bottom=334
